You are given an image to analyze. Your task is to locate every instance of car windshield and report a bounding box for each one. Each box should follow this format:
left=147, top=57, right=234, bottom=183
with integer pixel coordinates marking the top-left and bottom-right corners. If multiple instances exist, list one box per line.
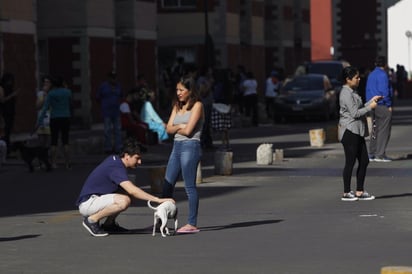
left=307, top=63, right=342, bottom=81
left=282, top=77, right=324, bottom=92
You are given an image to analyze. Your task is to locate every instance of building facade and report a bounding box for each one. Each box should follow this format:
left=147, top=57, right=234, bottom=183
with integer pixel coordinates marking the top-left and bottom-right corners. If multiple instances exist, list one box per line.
left=0, top=0, right=395, bottom=133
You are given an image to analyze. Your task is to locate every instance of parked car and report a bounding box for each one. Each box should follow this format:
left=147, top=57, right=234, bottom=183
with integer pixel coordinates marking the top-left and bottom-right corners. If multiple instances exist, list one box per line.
left=273, top=74, right=338, bottom=122
left=306, top=60, right=350, bottom=90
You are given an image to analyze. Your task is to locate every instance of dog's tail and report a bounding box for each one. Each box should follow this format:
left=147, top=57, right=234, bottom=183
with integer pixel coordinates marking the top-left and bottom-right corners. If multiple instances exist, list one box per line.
left=147, top=200, right=157, bottom=210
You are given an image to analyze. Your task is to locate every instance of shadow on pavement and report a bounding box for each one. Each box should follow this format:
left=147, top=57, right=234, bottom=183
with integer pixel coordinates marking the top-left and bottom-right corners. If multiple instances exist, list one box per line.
left=375, top=193, right=412, bottom=199
left=0, top=234, right=41, bottom=242
left=200, top=219, right=284, bottom=231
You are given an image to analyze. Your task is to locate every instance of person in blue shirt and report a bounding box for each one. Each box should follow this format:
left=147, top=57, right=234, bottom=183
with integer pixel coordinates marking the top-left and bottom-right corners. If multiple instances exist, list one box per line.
left=38, top=75, right=72, bottom=169
left=76, top=138, right=175, bottom=237
left=365, top=56, right=393, bottom=162
left=97, top=71, right=123, bottom=154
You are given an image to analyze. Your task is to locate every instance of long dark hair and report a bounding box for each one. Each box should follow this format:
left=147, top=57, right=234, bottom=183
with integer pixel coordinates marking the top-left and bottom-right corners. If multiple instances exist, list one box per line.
left=174, top=76, right=200, bottom=111
left=342, top=66, right=359, bottom=82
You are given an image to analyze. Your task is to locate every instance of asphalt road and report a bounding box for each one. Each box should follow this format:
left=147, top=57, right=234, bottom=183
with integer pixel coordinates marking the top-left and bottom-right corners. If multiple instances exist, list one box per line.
left=1, top=100, right=412, bottom=274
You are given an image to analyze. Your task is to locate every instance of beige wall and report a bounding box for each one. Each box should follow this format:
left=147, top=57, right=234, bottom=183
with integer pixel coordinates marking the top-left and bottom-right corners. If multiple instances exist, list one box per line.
left=251, top=16, right=264, bottom=45
left=223, top=13, right=239, bottom=44
left=116, top=0, right=157, bottom=39
left=158, top=13, right=205, bottom=43
left=0, top=0, right=34, bottom=21
left=37, top=0, right=114, bottom=29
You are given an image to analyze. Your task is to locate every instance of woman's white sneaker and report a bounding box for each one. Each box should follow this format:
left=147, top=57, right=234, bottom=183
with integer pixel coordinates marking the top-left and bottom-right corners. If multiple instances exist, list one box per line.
left=341, top=191, right=358, bottom=201
left=356, top=191, right=375, bottom=201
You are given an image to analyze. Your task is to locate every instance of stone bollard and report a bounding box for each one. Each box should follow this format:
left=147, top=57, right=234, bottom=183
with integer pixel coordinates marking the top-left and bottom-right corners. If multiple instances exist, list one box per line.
left=257, top=143, right=273, bottom=165
left=148, top=166, right=166, bottom=194
left=381, top=266, right=412, bottom=274
left=196, top=162, right=202, bottom=184
left=214, top=150, right=233, bottom=175
left=273, top=149, right=284, bottom=162
left=309, top=128, right=325, bottom=147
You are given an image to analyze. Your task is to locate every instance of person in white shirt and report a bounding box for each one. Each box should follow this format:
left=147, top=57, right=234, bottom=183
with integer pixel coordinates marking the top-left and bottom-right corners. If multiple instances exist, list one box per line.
left=242, top=72, right=258, bottom=126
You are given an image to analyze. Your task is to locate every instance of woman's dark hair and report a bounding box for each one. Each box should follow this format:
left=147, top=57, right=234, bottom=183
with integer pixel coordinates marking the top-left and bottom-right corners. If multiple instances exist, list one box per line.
left=120, top=137, right=141, bottom=157
left=342, top=66, right=359, bottom=82
left=174, top=76, right=200, bottom=111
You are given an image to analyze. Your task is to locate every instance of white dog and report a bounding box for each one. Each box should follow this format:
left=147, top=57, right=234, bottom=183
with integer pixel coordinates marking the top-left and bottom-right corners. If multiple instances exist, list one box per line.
left=147, top=200, right=178, bottom=237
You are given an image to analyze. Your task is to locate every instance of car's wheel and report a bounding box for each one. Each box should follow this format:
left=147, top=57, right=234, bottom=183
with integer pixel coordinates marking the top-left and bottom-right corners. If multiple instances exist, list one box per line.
left=323, top=106, right=331, bottom=121
left=273, top=114, right=282, bottom=123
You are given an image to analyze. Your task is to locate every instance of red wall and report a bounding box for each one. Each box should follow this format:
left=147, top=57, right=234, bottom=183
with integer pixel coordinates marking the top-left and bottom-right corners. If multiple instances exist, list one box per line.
left=2, top=33, right=37, bottom=133
left=310, top=0, right=333, bottom=61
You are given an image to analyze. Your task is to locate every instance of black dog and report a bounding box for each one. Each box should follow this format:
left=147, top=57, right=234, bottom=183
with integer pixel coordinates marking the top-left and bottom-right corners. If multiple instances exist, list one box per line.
left=13, top=140, right=51, bottom=172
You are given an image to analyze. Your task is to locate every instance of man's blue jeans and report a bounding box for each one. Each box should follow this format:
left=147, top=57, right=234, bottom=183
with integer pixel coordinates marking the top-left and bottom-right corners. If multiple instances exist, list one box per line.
left=103, top=115, right=122, bottom=153
left=164, top=140, right=201, bottom=226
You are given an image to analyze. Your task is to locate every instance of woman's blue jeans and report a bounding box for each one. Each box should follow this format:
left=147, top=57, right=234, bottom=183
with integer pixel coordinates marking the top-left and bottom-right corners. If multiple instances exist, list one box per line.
left=163, top=140, right=201, bottom=226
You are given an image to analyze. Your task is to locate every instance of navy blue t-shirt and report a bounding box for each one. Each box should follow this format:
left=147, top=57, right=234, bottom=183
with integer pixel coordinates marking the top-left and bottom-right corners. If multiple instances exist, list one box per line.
left=76, top=155, right=129, bottom=206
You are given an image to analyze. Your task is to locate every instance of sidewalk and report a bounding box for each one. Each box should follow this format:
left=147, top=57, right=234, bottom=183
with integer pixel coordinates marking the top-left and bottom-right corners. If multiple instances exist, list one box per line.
left=8, top=98, right=412, bottom=167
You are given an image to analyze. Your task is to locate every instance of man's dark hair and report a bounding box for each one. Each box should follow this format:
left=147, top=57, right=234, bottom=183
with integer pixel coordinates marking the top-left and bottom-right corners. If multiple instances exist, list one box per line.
left=120, top=138, right=141, bottom=157
left=375, top=56, right=386, bottom=67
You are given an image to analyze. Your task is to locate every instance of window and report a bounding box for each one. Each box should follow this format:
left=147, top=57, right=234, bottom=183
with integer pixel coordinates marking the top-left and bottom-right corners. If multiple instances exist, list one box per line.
left=161, top=0, right=196, bottom=9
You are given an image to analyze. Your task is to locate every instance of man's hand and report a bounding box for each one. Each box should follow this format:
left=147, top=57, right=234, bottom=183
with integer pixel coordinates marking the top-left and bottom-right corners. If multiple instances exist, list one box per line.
left=157, top=198, right=175, bottom=204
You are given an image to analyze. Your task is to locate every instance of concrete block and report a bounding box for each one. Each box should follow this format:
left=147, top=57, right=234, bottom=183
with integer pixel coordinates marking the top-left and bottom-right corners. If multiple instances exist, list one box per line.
left=273, top=149, right=284, bottom=162
left=214, top=151, right=233, bottom=175
left=309, top=128, right=325, bottom=147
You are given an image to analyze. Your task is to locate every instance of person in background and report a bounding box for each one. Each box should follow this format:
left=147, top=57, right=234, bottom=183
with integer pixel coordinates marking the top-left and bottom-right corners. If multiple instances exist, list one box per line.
left=139, top=89, right=169, bottom=144
left=36, top=76, right=52, bottom=149
left=265, top=70, right=281, bottom=120
left=162, top=76, right=204, bottom=234
left=365, top=56, right=393, bottom=162
left=234, top=65, right=247, bottom=115
left=120, top=92, right=148, bottom=146
left=338, top=66, right=381, bottom=201
left=0, top=100, right=6, bottom=167
left=0, top=73, right=19, bottom=150
left=38, top=75, right=72, bottom=169
left=76, top=138, right=174, bottom=237
left=97, top=71, right=123, bottom=154
left=242, top=71, right=259, bottom=126
left=197, top=66, right=214, bottom=149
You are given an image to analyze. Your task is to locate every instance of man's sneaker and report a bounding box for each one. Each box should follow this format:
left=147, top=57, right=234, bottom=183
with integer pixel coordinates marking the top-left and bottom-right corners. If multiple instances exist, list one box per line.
left=341, top=191, right=358, bottom=201
left=368, top=155, right=375, bottom=162
left=101, top=222, right=129, bottom=233
left=356, top=191, right=375, bottom=201
left=82, top=218, right=108, bottom=237
left=374, top=156, right=392, bottom=162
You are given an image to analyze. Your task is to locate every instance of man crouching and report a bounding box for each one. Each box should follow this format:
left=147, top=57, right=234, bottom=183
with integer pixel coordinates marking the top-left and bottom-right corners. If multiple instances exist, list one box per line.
left=76, top=138, right=175, bottom=237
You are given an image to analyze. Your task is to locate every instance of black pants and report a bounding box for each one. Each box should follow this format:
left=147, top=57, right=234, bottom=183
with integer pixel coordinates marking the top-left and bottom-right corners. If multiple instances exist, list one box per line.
left=50, top=117, right=70, bottom=146
left=341, top=130, right=369, bottom=193
left=244, top=94, right=258, bottom=126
